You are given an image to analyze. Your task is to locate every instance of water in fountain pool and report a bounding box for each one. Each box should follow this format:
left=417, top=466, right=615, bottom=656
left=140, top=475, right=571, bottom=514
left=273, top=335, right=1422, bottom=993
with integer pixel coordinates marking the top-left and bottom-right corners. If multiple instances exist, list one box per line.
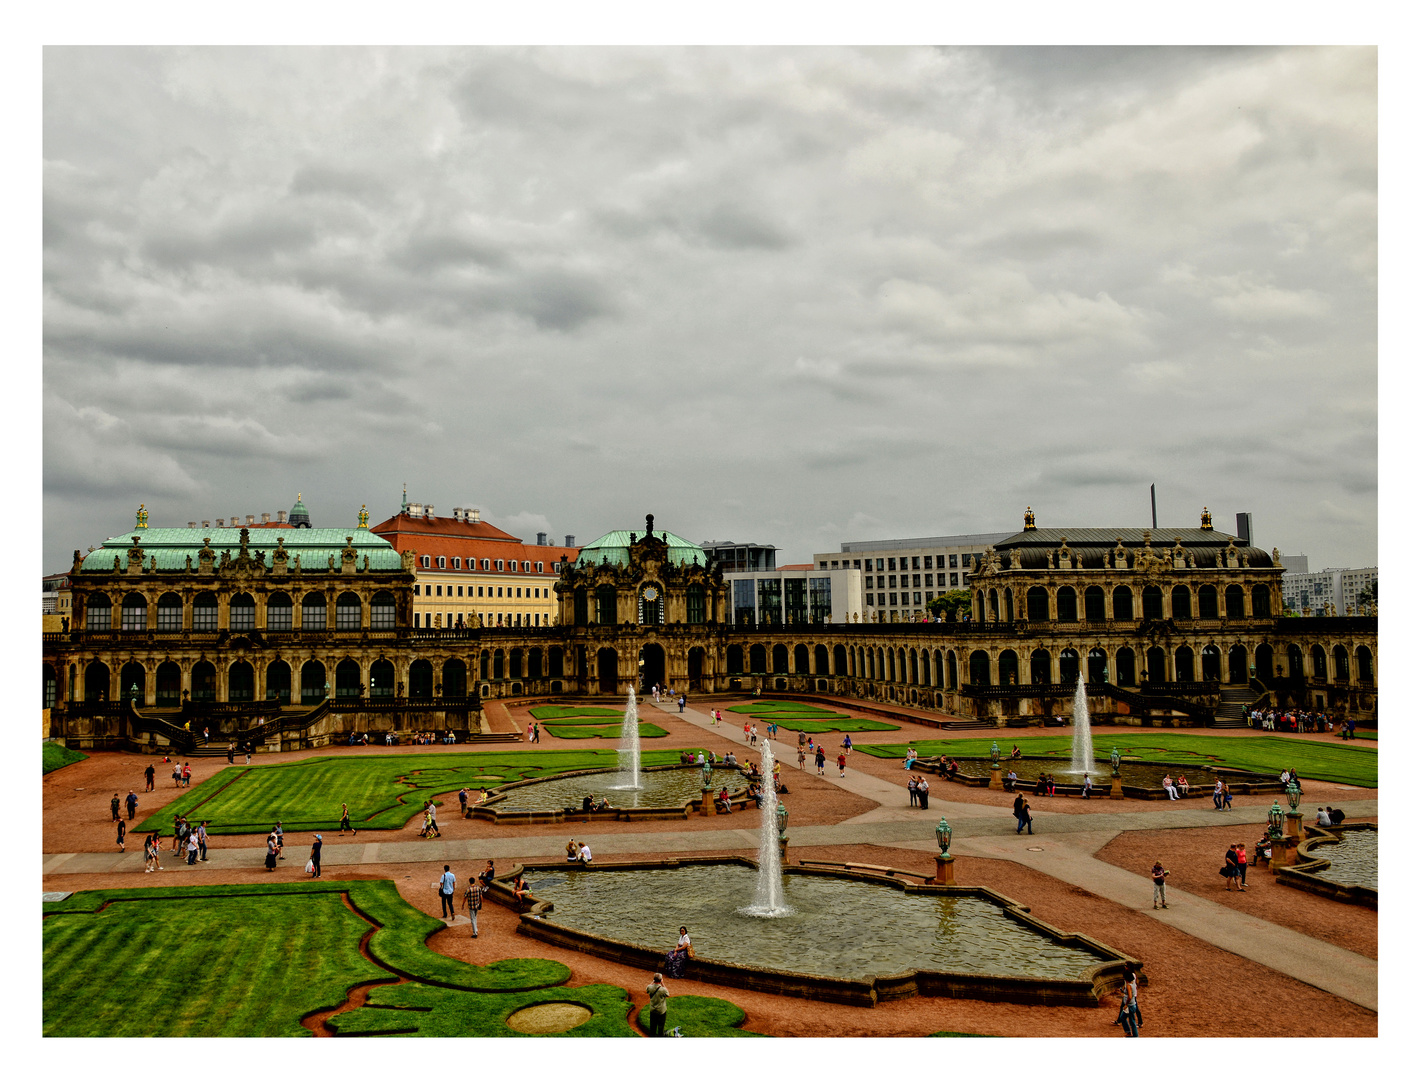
left=531, top=864, right=1104, bottom=981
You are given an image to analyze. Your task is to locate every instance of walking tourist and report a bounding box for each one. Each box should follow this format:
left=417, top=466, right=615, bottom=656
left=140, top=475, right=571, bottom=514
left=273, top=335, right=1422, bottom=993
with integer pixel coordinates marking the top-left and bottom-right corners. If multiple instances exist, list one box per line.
left=144, top=831, right=163, bottom=872
left=186, top=830, right=199, bottom=865
left=1223, top=845, right=1242, bottom=890
left=750, top=725, right=758, bottom=746
left=309, top=833, right=323, bottom=878
left=646, top=972, right=671, bottom=1036
left=1213, top=780, right=1225, bottom=810
left=111, top=793, right=121, bottom=821
left=439, top=865, right=457, bottom=917
left=533, top=722, right=540, bottom=743
left=1151, top=862, right=1169, bottom=908
left=182, top=762, right=192, bottom=786
left=197, top=821, right=208, bottom=861
left=144, top=763, right=155, bottom=792
left=1234, top=843, right=1248, bottom=888
left=172, top=762, right=182, bottom=787
left=1115, top=970, right=1141, bottom=1036
left=1221, top=783, right=1233, bottom=811
left=797, top=747, right=806, bottom=770
left=837, top=752, right=847, bottom=778
left=264, top=831, right=278, bottom=871
left=274, top=821, right=285, bottom=858
left=744, top=721, right=751, bottom=742
left=815, top=747, right=826, bottom=775
left=462, top=875, right=482, bottom=936
left=116, top=818, right=126, bottom=852
left=126, top=790, right=138, bottom=819
left=340, top=802, right=354, bottom=834
left=1013, top=793, right=1033, bottom=834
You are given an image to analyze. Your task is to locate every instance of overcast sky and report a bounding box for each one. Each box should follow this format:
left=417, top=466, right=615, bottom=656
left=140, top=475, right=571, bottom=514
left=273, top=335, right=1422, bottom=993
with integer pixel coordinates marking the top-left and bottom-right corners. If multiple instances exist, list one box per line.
left=42, top=46, right=1377, bottom=572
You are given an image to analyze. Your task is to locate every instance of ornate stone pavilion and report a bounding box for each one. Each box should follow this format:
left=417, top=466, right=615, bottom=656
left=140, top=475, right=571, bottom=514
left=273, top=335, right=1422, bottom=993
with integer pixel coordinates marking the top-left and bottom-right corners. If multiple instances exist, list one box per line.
left=44, top=508, right=1377, bottom=752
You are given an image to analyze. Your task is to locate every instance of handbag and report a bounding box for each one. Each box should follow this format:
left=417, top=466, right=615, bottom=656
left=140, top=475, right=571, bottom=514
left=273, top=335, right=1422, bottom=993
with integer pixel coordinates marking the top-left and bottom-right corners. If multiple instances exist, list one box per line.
left=305, top=859, right=315, bottom=874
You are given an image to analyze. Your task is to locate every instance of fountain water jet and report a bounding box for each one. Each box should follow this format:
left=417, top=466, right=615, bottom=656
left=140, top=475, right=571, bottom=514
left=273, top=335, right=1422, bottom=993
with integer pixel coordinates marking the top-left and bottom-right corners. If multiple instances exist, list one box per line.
left=614, top=684, right=643, bottom=790
left=1070, top=673, right=1099, bottom=776
left=741, top=741, right=793, bottom=917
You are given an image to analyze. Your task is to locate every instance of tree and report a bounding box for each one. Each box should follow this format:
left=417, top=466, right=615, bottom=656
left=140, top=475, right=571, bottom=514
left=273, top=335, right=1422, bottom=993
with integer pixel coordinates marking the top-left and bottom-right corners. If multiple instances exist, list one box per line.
left=1357, top=580, right=1378, bottom=609
left=927, top=589, right=972, bottom=622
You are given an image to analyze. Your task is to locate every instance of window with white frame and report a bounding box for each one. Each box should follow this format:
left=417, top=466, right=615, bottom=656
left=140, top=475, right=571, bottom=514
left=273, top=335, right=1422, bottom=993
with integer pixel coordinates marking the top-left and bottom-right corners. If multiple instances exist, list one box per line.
left=452, top=557, right=462, bottom=569
left=523, top=561, right=531, bottom=572
left=437, top=556, right=446, bottom=569
left=481, top=559, right=490, bottom=570
left=536, top=561, right=544, bottom=573
left=421, top=555, right=430, bottom=568
left=496, top=560, right=504, bottom=571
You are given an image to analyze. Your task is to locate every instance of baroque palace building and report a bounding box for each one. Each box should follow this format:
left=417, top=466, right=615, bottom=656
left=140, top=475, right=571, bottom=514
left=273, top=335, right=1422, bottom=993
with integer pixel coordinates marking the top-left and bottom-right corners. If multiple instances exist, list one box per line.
left=44, top=507, right=1378, bottom=753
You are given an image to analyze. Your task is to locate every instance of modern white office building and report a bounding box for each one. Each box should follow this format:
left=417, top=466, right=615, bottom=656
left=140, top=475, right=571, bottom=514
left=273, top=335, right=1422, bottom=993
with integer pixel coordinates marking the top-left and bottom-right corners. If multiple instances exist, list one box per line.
left=812, top=532, right=1012, bottom=621
left=1282, top=564, right=1378, bottom=614
left=723, top=565, right=864, bottom=626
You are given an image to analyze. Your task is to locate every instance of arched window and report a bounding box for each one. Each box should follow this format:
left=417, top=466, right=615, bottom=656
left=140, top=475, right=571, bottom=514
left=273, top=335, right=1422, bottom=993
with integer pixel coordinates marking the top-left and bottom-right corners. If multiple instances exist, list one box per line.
left=1311, top=644, right=1327, bottom=678
left=1201, top=645, right=1221, bottom=682
left=1225, top=584, right=1245, bottom=619
left=157, top=592, right=183, bottom=631
left=1003, top=590, right=1014, bottom=622
left=367, top=659, right=394, bottom=697
left=1112, top=586, right=1134, bottom=621
left=1255, top=643, right=1274, bottom=681
left=410, top=659, right=434, bottom=697
left=1174, top=646, right=1195, bottom=682
left=974, top=590, right=985, bottom=622
left=795, top=644, right=811, bottom=674
left=229, top=592, right=256, bottom=631
left=301, top=592, right=327, bottom=630
left=1228, top=645, right=1248, bottom=683
left=637, top=582, right=664, bottom=625
left=876, top=648, right=886, bottom=681
left=833, top=644, right=847, bottom=676
left=43, top=664, right=57, bottom=709
left=228, top=661, right=255, bottom=702
left=1141, top=586, right=1163, bottom=621
left=335, top=592, right=362, bottom=630
left=687, top=587, right=706, bottom=625
left=509, top=649, right=524, bottom=680
left=1356, top=646, right=1374, bottom=685
left=266, top=591, right=293, bottom=630
left=479, top=651, right=490, bottom=680
left=370, top=591, right=397, bottom=630
left=1059, top=648, right=1080, bottom=685
left=1145, top=646, right=1166, bottom=684
left=84, top=661, right=111, bottom=701
left=193, top=591, right=217, bottom=634
left=1026, top=586, right=1049, bottom=621
left=549, top=647, right=564, bottom=678
left=945, top=649, right=959, bottom=689
left=573, top=587, right=589, bottom=627
left=120, top=661, right=146, bottom=701
left=595, top=585, right=617, bottom=626
left=1056, top=587, right=1078, bottom=622
left=85, top=593, right=112, bottom=631
left=492, top=650, right=505, bottom=680
left=1030, top=649, right=1051, bottom=684
left=988, top=589, right=999, bottom=621
left=1198, top=585, right=1219, bottom=620
left=814, top=644, right=829, bottom=675
left=121, top=593, right=148, bottom=631
left=335, top=659, right=361, bottom=698
left=527, top=649, right=542, bottom=680
left=442, top=659, right=467, bottom=697
left=968, top=650, right=990, bottom=685
left=727, top=644, right=744, bottom=675
left=266, top=660, right=291, bottom=704
left=1087, top=648, right=1108, bottom=684
left=909, top=649, right=919, bottom=685
left=300, top=660, right=327, bottom=704
left=1287, top=644, right=1304, bottom=680
left=1251, top=584, right=1271, bottom=617
left=1114, top=647, right=1136, bottom=686
left=750, top=644, right=769, bottom=673
left=998, top=649, right=1020, bottom=685
left=191, top=661, right=216, bottom=702
left=1171, top=585, right=1192, bottom=620
left=932, top=649, right=943, bottom=687
left=1332, top=645, right=1349, bottom=683
left=1084, top=586, right=1106, bottom=621
left=157, top=661, right=182, bottom=706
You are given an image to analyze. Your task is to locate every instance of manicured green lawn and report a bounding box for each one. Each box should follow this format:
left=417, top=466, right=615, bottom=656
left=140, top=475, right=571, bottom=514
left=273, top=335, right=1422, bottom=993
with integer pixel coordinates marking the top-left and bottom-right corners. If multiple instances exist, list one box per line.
left=858, top=734, right=1377, bottom=787
left=135, top=748, right=698, bottom=835
left=542, top=723, right=669, bottom=740
left=42, top=742, right=87, bottom=774
left=44, top=880, right=581, bottom=1037
left=530, top=705, right=625, bottom=721
left=725, top=700, right=899, bottom=733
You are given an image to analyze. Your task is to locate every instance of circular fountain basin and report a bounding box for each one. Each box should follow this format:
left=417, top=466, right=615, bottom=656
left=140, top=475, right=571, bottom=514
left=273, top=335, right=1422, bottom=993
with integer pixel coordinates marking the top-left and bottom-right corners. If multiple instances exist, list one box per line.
left=1300, top=828, right=1377, bottom=890
left=942, top=757, right=1264, bottom=791
left=496, top=766, right=745, bottom=812
left=525, top=863, right=1104, bottom=982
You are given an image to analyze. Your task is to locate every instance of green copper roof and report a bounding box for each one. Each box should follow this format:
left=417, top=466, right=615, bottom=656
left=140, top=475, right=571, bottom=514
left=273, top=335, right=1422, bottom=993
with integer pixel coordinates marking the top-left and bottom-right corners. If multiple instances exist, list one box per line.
left=79, top=528, right=403, bottom=572
left=575, top=529, right=706, bottom=569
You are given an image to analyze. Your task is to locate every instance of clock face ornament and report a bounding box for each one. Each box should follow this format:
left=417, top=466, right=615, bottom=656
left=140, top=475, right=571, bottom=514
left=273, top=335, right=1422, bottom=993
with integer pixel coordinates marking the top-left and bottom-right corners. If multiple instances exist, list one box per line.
left=642, top=585, right=660, bottom=602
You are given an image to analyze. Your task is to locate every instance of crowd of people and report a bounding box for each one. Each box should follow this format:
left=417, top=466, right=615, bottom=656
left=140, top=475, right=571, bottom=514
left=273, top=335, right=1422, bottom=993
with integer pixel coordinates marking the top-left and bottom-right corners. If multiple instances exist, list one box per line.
left=1248, top=707, right=1357, bottom=738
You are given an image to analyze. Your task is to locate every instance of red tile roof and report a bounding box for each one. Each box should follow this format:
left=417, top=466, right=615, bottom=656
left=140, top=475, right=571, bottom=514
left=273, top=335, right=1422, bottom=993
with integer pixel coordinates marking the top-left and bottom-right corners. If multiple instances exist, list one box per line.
left=370, top=513, right=520, bottom=543
left=370, top=513, right=576, bottom=575
left=780, top=563, right=813, bottom=571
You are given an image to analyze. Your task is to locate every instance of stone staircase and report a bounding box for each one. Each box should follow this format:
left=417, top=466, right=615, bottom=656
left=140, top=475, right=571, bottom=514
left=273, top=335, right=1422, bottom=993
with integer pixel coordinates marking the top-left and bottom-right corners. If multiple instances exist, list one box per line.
left=1212, top=686, right=1256, bottom=728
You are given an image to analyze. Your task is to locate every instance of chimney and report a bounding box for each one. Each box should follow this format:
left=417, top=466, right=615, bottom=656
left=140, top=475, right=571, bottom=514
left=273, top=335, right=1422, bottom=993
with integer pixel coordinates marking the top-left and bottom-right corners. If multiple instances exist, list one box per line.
left=261, top=512, right=270, bottom=524
left=246, top=514, right=256, bottom=526
left=202, top=520, right=211, bottom=528
left=471, top=508, right=480, bottom=523
left=277, top=510, right=287, bottom=523
left=536, top=532, right=548, bottom=546
left=565, top=534, right=575, bottom=547
left=188, top=521, right=196, bottom=528
left=216, top=518, right=224, bottom=527
left=453, top=507, right=462, bottom=519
